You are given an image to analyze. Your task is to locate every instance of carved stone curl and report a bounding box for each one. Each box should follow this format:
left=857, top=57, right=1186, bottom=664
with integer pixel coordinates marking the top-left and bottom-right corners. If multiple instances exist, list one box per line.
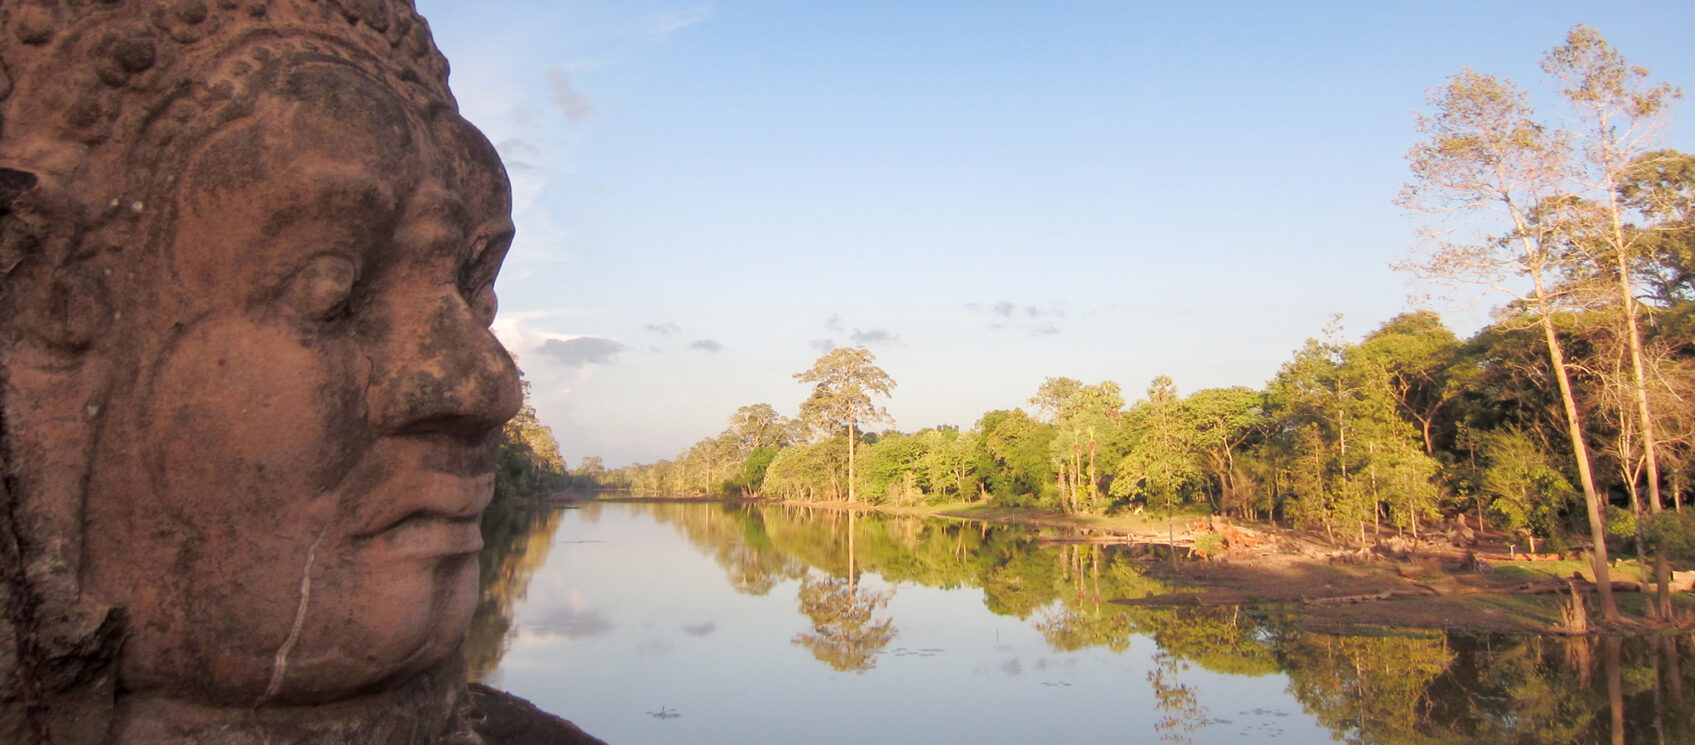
left=0, top=2, right=600, bottom=743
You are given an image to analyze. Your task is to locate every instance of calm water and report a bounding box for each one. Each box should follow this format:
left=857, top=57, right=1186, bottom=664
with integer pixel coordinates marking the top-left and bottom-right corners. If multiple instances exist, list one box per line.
left=467, top=502, right=1694, bottom=745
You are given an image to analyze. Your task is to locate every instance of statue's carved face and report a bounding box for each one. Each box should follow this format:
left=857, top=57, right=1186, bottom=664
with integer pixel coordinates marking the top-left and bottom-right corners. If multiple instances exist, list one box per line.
left=80, top=61, right=520, bottom=705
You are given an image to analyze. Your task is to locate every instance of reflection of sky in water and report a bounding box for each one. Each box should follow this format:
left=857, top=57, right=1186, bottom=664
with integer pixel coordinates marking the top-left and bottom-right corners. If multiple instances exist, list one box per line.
left=484, top=504, right=1328, bottom=745
left=521, top=606, right=614, bottom=640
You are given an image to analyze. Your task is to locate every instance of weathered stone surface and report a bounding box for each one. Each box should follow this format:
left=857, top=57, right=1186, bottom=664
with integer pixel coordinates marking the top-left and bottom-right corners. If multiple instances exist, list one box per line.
left=0, top=2, right=598, bottom=742
left=467, top=685, right=608, bottom=745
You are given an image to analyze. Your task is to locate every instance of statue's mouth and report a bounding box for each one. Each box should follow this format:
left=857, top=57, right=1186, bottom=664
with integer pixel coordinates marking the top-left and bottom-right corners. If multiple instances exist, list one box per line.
left=357, top=509, right=485, bottom=559
left=351, top=466, right=493, bottom=559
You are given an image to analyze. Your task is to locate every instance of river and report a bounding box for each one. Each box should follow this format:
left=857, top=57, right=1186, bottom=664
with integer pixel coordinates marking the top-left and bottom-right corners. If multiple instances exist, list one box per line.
left=466, top=501, right=1693, bottom=745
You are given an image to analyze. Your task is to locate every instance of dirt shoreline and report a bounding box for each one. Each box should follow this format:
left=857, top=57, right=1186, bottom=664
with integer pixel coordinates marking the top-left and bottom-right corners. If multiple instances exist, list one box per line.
left=584, top=494, right=1694, bottom=636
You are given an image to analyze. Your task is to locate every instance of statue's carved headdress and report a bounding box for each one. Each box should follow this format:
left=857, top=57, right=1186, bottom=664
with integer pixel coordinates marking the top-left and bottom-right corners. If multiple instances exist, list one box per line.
left=1, top=0, right=457, bottom=298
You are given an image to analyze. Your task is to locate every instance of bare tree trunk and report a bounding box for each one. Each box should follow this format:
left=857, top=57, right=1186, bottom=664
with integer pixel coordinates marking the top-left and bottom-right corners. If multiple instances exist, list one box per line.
left=847, top=422, right=856, bottom=505
left=1534, top=291, right=1621, bottom=623
left=1087, top=437, right=1099, bottom=512
left=1610, top=201, right=1664, bottom=516
left=1071, top=443, right=1083, bottom=514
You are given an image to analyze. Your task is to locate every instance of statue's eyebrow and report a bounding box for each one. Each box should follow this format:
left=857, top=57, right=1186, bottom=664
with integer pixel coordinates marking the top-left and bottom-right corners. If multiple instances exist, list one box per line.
left=260, top=169, right=398, bottom=237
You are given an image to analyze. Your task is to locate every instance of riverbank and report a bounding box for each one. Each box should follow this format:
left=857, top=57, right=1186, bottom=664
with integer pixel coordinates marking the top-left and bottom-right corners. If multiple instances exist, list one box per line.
left=587, top=494, right=1695, bottom=635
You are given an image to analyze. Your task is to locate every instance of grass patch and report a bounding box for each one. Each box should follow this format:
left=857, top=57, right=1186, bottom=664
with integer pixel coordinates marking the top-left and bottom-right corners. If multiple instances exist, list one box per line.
left=1484, top=559, right=1590, bottom=584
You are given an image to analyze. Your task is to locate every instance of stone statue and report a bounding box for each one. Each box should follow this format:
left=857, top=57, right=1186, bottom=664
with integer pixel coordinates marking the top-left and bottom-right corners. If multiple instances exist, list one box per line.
left=0, top=1, right=600, bottom=742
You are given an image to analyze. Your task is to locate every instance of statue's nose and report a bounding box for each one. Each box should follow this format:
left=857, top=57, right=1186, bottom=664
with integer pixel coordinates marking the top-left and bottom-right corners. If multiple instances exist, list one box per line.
left=369, top=286, right=520, bottom=438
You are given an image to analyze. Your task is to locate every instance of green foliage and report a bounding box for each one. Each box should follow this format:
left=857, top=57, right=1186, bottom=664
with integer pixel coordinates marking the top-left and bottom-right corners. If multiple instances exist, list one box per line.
left=1482, top=428, right=1574, bottom=548
left=1111, top=377, right=1203, bottom=512
left=493, top=375, right=568, bottom=504
left=1643, top=510, right=1695, bottom=560
left=1605, top=505, right=1636, bottom=539
left=976, top=409, right=1058, bottom=507
left=729, top=446, right=780, bottom=495
left=763, top=438, right=847, bottom=500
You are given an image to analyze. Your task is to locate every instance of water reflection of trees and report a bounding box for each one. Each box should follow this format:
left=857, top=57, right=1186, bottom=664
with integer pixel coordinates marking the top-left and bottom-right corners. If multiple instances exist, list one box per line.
left=1148, top=648, right=1207, bottom=745
left=633, top=503, right=1695, bottom=744
left=639, top=502, right=806, bottom=594
left=464, top=507, right=567, bottom=683
left=791, top=570, right=897, bottom=673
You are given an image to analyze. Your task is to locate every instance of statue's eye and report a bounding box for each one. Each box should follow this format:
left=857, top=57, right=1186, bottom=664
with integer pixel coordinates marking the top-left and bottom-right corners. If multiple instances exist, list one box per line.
left=288, top=254, right=359, bottom=321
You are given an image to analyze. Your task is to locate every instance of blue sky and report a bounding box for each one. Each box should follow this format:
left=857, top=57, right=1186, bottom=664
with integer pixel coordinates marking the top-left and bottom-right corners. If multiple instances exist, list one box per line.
left=415, top=1, right=1695, bottom=468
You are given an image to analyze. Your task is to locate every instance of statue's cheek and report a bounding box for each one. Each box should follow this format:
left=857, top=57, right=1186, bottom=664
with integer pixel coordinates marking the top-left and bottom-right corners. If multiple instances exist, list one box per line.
left=146, top=317, right=365, bottom=535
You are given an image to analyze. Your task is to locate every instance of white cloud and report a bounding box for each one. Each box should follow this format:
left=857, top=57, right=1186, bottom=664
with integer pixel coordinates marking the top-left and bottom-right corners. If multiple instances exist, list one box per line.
left=653, top=5, right=713, bottom=36
left=539, top=337, right=628, bottom=367
left=849, top=327, right=899, bottom=345
left=545, top=66, right=593, bottom=124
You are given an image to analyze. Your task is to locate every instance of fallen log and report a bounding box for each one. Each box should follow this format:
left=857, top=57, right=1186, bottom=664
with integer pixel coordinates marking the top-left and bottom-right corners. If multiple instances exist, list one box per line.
left=1303, top=589, right=1438, bottom=605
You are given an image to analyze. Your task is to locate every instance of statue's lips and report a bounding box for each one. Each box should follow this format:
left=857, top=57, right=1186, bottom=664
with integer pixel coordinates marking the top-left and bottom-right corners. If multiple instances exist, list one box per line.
left=352, top=471, right=493, bottom=559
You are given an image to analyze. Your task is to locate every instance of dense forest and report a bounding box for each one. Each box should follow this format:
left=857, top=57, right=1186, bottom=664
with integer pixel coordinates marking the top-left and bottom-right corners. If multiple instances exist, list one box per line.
left=594, top=29, right=1695, bottom=624
left=493, top=368, right=572, bottom=503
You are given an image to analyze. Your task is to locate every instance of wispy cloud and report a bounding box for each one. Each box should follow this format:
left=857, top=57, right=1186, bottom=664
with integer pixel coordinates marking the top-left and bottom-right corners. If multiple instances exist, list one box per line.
left=821, top=315, right=899, bottom=346
left=969, top=300, right=1067, bottom=336
left=689, top=339, right=723, bottom=353
left=545, top=66, right=593, bottom=124
left=493, top=137, right=542, bottom=171
left=653, top=5, right=713, bottom=36
left=645, top=323, right=682, bottom=336
left=525, top=606, right=614, bottom=639
left=810, top=339, right=837, bottom=353
left=538, top=337, right=628, bottom=367
left=849, top=327, right=899, bottom=345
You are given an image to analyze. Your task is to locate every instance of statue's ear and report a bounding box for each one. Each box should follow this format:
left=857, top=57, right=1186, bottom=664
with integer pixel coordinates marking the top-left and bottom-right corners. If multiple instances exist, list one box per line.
left=1, top=169, right=109, bottom=363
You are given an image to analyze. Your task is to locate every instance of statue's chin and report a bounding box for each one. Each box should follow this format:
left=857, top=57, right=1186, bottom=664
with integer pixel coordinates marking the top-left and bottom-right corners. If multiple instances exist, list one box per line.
left=274, top=552, right=482, bottom=703
left=119, top=551, right=481, bottom=707
left=108, top=653, right=476, bottom=745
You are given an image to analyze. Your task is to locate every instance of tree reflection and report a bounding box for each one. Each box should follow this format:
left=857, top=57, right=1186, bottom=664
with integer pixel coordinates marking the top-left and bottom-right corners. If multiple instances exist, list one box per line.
left=644, top=502, right=805, bottom=595
left=1148, top=649, right=1208, bottom=745
left=1278, top=633, right=1454, bottom=745
left=464, top=507, right=567, bottom=683
left=791, top=570, right=897, bottom=673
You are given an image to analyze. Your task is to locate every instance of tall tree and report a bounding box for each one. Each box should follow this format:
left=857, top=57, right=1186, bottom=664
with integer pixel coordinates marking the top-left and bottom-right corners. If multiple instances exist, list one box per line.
left=1544, top=28, right=1683, bottom=619
left=1114, top=377, right=1202, bottom=553
left=1182, top=387, right=1268, bottom=518
left=1048, top=380, right=1124, bottom=513
left=726, top=403, right=792, bottom=452
left=1544, top=25, right=1681, bottom=520
left=1399, top=67, right=1620, bottom=621
left=1028, top=376, right=1084, bottom=423
left=794, top=346, right=896, bottom=504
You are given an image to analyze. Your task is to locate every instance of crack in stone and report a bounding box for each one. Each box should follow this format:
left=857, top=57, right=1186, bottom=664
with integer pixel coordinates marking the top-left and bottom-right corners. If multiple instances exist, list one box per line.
left=261, top=528, right=326, bottom=704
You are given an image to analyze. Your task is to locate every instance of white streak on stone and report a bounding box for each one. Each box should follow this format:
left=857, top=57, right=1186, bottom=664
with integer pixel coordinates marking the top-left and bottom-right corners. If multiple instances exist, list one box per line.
left=263, top=528, right=326, bottom=702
